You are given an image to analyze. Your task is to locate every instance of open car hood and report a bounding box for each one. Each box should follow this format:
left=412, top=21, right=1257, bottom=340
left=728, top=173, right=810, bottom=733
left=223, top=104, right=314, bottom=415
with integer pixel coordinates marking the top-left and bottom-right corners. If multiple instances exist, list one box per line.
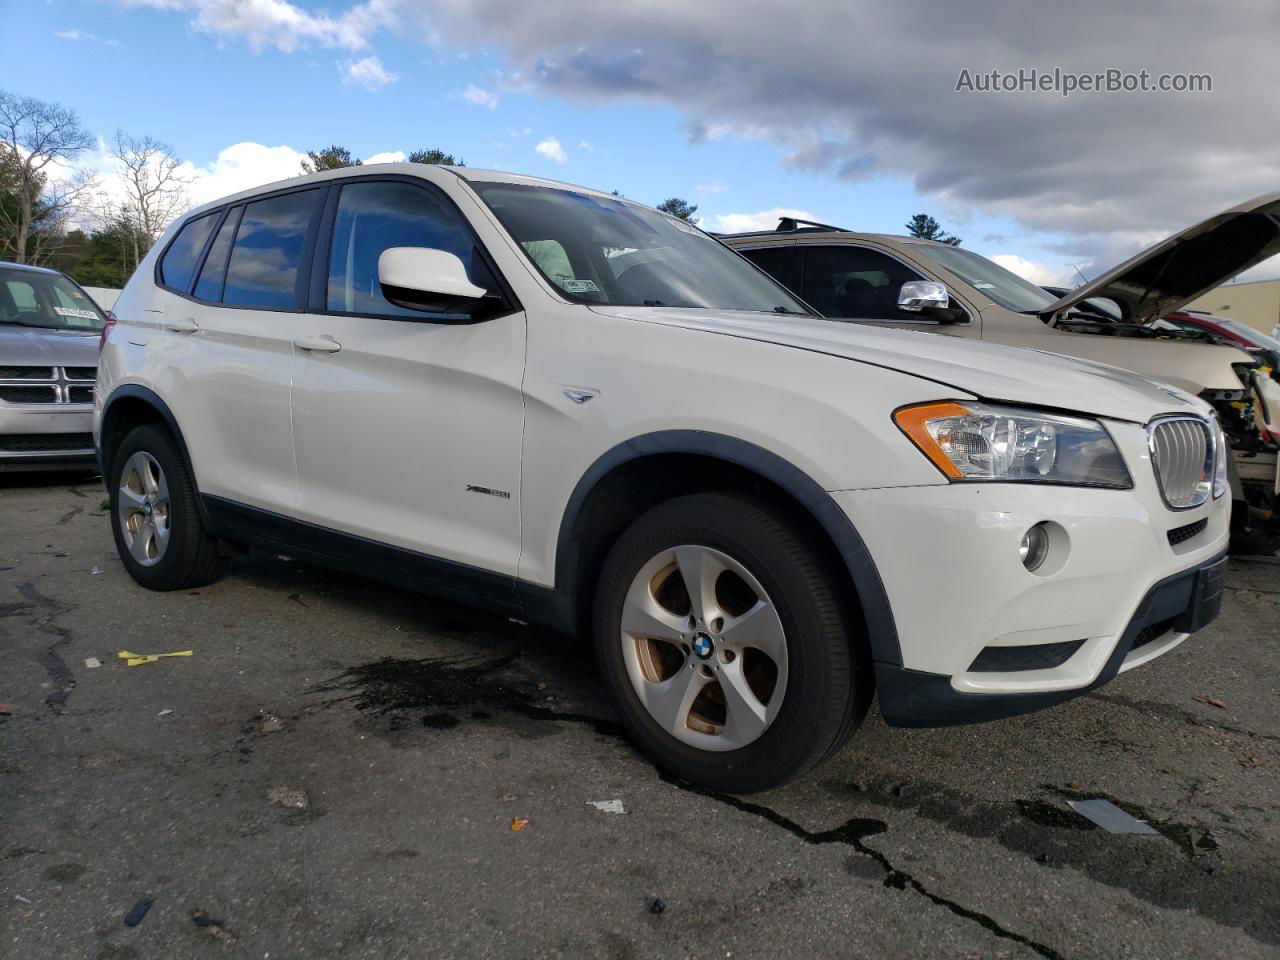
left=1041, top=192, right=1280, bottom=325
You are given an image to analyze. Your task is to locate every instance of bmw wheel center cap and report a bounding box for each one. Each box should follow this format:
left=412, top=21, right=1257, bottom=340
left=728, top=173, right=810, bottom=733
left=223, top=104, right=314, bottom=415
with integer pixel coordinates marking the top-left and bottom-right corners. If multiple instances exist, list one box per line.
left=692, top=632, right=715, bottom=660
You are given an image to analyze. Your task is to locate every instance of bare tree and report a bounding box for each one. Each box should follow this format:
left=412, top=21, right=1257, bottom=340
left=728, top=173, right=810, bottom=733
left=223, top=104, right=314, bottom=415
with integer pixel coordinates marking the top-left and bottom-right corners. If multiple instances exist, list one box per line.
left=112, top=131, right=191, bottom=265
left=0, top=91, right=95, bottom=263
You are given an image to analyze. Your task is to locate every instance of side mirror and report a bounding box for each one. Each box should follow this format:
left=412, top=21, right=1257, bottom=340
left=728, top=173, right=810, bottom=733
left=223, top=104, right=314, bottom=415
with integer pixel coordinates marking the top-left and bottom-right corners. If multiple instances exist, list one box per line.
left=897, top=280, right=964, bottom=323
left=378, top=247, right=490, bottom=315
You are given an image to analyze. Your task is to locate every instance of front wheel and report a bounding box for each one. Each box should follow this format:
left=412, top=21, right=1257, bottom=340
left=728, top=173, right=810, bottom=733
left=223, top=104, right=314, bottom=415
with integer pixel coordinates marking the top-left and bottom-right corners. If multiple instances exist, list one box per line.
left=109, top=424, right=226, bottom=591
left=595, top=492, right=871, bottom=793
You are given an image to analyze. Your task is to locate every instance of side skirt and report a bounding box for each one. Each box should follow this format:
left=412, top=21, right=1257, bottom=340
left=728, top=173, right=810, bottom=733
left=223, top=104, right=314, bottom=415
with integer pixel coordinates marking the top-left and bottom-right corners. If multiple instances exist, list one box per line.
left=202, top=496, right=534, bottom=622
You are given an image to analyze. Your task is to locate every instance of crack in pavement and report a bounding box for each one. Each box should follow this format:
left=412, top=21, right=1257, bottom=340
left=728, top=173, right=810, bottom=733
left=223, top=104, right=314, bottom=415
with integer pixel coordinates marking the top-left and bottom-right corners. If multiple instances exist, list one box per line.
left=314, top=654, right=1064, bottom=959
left=1088, top=691, right=1280, bottom=745
left=17, top=581, right=76, bottom=713
left=657, top=771, right=1064, bottom=960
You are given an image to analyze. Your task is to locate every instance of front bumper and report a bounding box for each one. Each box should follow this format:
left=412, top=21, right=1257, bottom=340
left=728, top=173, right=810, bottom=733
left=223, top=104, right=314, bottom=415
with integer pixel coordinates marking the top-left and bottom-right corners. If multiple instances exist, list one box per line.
left=0, top=403, right=97, bottom=472
left=832, top=418, right=1231, bottom=726
left=873, top=551, right=1227, bottom=726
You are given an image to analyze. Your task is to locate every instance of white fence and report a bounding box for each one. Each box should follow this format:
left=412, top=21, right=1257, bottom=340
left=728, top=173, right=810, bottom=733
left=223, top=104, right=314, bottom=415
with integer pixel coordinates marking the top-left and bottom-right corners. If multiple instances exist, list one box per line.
left=82, top=286, right=122, bottom=310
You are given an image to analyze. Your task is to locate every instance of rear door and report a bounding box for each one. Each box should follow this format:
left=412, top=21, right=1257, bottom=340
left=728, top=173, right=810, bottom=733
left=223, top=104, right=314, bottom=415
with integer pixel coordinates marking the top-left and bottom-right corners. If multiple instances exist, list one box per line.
left=289, top=175, right=526, bottom=581
left=150, top=186, right=323, bottom=514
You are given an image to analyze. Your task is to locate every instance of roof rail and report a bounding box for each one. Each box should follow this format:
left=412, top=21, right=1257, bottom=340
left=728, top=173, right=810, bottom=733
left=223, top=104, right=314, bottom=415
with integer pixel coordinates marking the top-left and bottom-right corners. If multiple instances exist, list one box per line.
left=776, top=217, right=846, bottom=233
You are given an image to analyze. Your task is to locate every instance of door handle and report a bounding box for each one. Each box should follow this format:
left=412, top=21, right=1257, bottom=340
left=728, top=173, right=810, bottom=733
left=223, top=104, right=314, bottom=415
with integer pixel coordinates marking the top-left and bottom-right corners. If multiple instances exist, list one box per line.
left=165, top=317, right=199, bottom=334
left=293, top=334, right=342, bottom=354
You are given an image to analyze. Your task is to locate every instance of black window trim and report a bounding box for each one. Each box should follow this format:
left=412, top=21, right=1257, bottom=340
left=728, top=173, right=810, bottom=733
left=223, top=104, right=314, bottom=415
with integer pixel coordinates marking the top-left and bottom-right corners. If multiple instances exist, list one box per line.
left=194, top=205, right=243, bottom=305
left=794, top=239, right=976, bottom=327
left=153, top=181, right=327, bottom=315
left=153, top=173, right=520, bottom=324
left=307, top=172, right=522, bottom=325
left=154, top=208, right=223, bottom=297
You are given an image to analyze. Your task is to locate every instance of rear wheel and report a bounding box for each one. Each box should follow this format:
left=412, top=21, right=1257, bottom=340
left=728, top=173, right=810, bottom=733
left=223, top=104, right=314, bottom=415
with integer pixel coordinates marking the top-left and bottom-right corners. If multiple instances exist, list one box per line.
left=109, top=424, right=226, bottom=590
left=595, top=492, right=871, bottom=793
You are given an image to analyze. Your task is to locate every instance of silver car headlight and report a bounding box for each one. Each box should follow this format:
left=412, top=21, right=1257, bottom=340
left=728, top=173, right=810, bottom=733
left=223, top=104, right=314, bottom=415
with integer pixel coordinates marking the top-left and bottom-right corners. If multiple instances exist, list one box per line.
left=894, top=401, right=1132, bottom=488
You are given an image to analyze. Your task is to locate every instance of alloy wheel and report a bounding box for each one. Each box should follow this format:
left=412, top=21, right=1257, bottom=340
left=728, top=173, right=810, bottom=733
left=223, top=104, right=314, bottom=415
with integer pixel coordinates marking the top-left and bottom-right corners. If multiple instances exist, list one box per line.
left=117, top=451, right=171, bottom=567
left=619, top=544, right=788, bottom=751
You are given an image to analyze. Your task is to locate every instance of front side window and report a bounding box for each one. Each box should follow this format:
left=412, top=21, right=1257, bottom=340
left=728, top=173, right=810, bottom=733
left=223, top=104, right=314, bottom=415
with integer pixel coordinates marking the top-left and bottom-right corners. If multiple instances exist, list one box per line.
left=801, top=246, right=925, bottom=320
left=222, top=189, right=320, bottom=310
left=0, top=267, right=105, bottom=331
left=158, top=212, right=217, bottom=293
left=470, top=183, right=811, bottom=315
left=907, top=241, right=1058, bottom=314
left=326, top=180, right=478, bottom=318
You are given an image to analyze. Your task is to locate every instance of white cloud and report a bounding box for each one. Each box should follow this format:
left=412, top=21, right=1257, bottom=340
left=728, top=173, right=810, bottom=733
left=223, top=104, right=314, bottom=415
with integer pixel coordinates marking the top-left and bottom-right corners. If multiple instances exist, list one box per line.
left=695, top=179, right=728, bottom=195
left=116, top=0, right=397, bottom=53
left=188, top=141, right=312, bottom=206
left=707, top=208, right=820, bottom=234
left=577, top=140, right=594, bottom=151
left=54, top=28, right=120, bottom=45
left=460, top=84, right=499, bottom=109
left=364, top=150, right=406, bottom=164
left=339, top=55, right=398, bottom=91
left=990, top=254, right=1076, bottom=288
left=535, top=137, right=567, bottom=164
left=507, top=127, right=532, bottom=138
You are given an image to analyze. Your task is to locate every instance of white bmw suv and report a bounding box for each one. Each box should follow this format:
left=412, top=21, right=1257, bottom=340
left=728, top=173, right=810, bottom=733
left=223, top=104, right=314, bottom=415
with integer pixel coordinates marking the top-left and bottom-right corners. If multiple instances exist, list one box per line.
left=96, top=164, right=1230, bottom=792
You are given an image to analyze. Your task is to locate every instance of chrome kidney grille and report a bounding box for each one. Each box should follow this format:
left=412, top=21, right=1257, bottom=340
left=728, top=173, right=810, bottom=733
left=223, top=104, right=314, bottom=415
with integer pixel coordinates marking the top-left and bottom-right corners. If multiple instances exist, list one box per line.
left=1148, top=417, right=1213, bottom=509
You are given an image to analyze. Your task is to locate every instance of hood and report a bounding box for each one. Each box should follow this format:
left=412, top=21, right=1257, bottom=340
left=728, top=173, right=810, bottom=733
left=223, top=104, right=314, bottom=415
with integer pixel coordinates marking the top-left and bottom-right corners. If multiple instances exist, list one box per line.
left=590, top=306, right=1207, bottom=423
left=1042, top=192, right=1280, bottom=325
left=0, top=326, right=101, bottom=368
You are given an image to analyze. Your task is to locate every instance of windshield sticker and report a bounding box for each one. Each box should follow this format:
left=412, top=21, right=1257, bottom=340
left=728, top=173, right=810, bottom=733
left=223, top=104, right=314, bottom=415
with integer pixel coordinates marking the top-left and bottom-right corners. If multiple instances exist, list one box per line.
left=972, top=282, right=996, bottom=290
left=53, top=307, right=99, bottom=320
left=561, top=278, right=601, bottom=294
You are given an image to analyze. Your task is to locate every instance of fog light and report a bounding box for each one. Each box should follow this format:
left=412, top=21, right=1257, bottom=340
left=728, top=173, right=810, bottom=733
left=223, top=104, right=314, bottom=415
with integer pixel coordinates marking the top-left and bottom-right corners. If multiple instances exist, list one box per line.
left=1020, top=524, right=1050, bottom=571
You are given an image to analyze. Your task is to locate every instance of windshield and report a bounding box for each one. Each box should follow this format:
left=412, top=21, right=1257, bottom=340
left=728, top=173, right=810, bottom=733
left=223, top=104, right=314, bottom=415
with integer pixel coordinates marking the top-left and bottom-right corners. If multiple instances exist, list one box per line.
left=1215, top=316, right=1280, bottom=352
left=905, top=242, right=1059, bottom=314
left=470, top=182, right=812, bottom=314
left=0, top=267, right=106, bottom=332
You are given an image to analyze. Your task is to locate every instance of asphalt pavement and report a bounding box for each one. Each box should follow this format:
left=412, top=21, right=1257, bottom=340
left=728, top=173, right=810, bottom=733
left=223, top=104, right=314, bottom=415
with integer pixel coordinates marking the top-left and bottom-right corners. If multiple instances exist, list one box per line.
left=2, top=474, right=1278, bottom=960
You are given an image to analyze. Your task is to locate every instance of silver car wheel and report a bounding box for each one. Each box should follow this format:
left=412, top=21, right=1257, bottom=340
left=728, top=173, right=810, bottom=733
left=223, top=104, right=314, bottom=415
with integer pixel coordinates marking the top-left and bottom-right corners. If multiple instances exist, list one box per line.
left=620, top=545, right=788, bottom=752
left=117, top=451, right=172, bottom=567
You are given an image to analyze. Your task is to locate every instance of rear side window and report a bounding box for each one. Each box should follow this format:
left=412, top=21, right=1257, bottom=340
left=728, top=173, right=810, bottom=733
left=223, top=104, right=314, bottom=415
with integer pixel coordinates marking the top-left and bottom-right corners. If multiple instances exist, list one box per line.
left=158, top=213, right=217, bottom=293
left=326, top=180, right=477, bottom=318
left=223, top=189, right=320, bottom=310
left=193, top=208, right=241, bottom=302
left=739, top=246, right=800, bottom=290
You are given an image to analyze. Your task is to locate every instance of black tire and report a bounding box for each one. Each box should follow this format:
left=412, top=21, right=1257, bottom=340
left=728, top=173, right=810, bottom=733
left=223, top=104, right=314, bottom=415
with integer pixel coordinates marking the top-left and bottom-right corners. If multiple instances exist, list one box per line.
left=594, top=492, right=872, bottom=793
left=108, top=424, right=226, bottom=591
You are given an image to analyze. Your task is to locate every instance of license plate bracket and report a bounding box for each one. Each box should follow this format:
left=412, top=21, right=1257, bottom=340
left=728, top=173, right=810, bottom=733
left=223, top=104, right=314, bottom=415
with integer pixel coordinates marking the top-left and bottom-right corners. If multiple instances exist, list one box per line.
left=1174, top=556, right=1227, bottom=634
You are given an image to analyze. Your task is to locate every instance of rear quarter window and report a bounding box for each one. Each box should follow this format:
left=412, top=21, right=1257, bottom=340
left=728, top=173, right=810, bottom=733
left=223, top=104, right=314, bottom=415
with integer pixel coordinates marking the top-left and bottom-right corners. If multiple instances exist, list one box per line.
left=158, top=213, right=218, bottom=293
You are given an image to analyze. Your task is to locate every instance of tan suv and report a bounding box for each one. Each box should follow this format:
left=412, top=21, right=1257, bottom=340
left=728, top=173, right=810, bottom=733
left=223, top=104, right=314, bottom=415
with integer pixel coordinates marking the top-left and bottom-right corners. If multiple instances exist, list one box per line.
left=723, top=194, right=1280, bottom=536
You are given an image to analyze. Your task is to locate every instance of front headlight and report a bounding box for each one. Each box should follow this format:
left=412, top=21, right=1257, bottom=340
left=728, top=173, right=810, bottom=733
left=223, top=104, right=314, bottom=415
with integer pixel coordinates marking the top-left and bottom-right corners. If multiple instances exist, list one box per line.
left=1212, top=417, right=1229, bottom=499
left=894, top=401, right=1132, bottom=488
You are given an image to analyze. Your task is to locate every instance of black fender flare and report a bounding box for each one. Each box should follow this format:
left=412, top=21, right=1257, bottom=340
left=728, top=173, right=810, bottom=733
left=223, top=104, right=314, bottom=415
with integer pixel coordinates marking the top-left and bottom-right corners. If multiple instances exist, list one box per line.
left=99, top=384, right=209, bottom=524
left=545, top=430, right=902, bottom=666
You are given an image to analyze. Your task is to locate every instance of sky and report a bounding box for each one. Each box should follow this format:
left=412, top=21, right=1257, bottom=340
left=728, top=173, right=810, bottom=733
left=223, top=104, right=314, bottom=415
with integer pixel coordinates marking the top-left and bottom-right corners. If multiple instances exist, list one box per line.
left=3, top=0, right=1278, bottom=286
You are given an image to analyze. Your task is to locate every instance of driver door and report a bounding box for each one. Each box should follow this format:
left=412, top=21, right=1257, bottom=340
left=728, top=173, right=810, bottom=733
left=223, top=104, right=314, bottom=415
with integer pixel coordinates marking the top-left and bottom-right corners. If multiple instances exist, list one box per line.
left=289, top=176, right=526, bottom=583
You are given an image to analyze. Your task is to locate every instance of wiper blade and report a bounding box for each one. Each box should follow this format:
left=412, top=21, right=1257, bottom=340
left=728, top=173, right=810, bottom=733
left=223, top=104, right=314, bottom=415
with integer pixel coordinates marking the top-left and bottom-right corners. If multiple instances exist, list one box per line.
left=772, top=305, right=801, bottom=314
left=643, top=299, right=666, bottom=307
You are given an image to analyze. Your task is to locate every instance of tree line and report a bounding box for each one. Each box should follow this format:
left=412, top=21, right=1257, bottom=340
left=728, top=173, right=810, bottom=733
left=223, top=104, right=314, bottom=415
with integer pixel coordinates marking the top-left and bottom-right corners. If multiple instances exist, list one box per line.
left=2, top=90, right=961, bottom=292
